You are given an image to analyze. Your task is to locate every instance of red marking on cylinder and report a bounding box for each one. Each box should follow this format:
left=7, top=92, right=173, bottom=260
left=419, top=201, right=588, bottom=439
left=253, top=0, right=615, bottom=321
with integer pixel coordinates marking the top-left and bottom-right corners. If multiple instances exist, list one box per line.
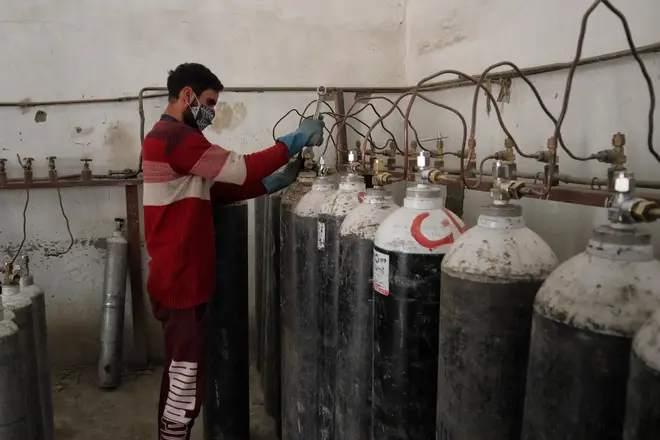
left=442, top=208, right=467, bottom=233
left=358, top=191, right=366, bottom=203
left=411, top=212, right=454, bottom=250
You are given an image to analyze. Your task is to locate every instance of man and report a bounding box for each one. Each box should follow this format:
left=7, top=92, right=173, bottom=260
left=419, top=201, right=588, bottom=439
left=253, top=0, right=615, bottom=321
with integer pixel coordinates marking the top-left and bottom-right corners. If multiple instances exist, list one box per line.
left=142, top=62, right=324, bottom=439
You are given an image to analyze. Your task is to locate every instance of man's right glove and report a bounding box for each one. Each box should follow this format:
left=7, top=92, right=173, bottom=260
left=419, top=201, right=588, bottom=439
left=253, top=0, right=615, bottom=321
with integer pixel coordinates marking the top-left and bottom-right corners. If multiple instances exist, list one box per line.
left=262, top=155, right=304, bottom=194
left=277, top=117, right=325, bottom=157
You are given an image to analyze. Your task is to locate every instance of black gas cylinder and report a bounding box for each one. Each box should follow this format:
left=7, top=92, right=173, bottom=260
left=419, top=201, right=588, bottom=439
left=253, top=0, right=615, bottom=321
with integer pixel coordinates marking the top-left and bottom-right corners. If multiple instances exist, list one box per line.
left=262, top=193, right=282, bottom=425
left=624, top=309, right=660, bottom=440
left=335, top=188, right=397, bottom=440
left=437, top=204, right=557, bottom=440
left=282, top=176, right=336, bottom=440
left=204, top=202, right=250, bottom=440
left=372, top=184, right=465, bottom=440
left=522, top=225, right=660, bottom=440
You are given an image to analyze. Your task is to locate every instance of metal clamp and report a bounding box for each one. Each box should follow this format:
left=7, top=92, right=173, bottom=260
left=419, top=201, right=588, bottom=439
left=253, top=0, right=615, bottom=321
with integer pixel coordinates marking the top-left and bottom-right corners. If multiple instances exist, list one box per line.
left=313, top=86, right=327, bottom=120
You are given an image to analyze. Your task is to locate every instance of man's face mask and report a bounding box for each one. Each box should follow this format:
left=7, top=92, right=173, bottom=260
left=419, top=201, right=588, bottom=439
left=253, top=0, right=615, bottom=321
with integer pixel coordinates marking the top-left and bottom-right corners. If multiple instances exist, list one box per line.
left=186, top=92, right=216, bottom=132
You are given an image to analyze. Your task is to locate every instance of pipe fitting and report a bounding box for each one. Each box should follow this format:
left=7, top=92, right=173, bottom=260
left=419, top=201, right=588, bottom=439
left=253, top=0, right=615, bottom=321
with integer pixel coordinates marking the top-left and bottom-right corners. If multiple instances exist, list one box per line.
left=373, top=172, right=394, bottom=187
left=424, top=169, right=453, bottom=185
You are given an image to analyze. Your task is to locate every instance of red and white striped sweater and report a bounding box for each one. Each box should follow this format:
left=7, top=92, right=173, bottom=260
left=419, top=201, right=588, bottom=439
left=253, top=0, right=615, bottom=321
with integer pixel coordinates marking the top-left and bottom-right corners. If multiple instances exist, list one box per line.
left=143, top=115, right=289, bottom=309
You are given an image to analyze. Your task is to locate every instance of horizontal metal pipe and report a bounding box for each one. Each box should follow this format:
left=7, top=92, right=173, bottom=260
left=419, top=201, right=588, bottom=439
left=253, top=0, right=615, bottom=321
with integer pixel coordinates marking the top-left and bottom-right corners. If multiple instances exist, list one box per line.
left=0, top=179, right=140, bottom=190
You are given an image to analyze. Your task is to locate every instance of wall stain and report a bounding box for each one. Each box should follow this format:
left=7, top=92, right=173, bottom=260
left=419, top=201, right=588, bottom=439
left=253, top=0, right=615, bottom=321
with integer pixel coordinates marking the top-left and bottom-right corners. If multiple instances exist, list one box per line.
left=416, top=10, right=466, bottom=55
left=72, top=126, right=94, bottom=137
left=210, top=102, right=248, bottom=135
left=1, top=237, right=108, bottom=259
left=34, top=110, right=47, bottom=123
left=103, top=122, right=137, bottom=169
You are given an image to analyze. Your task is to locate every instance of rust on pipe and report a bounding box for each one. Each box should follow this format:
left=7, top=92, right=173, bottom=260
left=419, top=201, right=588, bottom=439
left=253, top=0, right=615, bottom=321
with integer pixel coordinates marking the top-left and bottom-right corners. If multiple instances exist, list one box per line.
left=334, top=91, right=349, bottom=166
left=125, top=184, right=148, bottom=367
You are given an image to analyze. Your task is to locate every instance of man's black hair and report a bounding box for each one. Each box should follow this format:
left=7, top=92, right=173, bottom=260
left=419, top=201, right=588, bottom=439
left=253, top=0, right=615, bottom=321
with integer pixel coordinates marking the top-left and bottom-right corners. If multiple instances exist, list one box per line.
left=167, top=63, right=224, bottom=101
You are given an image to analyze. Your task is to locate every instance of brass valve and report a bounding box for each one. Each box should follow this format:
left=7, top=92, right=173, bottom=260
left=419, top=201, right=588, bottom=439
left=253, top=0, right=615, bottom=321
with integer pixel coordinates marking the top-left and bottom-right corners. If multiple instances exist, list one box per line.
left=47, top=156, right=58, bottom=182
left=372, top=171, right=394, bottom=187
left=23, top=157, right=34, bottom=184
left=23, top=157, right=34, bottom=171
left=596, top=132, right=627, bottom=191
left=0, top=158, right=6, bottom=186
left=372, top=156, right=385, bottom=173
left=426, top=169, right=453, bottom=185
left=386, top=140, right=397, bottom=171
left=502, top=137, right=516, bottom=163
left=2, top=261, right=19, bottom=286
left=434, top=138, right=445, bottom=170
left=81, top=158, right=93, bottom=182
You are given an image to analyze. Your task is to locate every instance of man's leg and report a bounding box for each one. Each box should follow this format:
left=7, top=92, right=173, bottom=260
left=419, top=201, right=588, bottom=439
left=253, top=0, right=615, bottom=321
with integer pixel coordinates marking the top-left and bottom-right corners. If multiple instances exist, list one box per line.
left=153, top=302, right=209, bottom=440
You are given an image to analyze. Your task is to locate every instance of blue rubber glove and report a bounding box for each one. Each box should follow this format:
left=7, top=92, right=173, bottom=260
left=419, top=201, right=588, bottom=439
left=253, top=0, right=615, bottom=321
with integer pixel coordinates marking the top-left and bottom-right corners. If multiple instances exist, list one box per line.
left=262, top=156, right=303, bottom=194
left=277, top=117, right=325, bottom=157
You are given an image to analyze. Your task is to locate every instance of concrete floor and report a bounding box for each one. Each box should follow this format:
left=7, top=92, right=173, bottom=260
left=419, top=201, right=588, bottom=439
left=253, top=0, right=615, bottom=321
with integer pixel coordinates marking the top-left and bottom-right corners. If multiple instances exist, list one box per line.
left=52, top=365, right=276, bottom=440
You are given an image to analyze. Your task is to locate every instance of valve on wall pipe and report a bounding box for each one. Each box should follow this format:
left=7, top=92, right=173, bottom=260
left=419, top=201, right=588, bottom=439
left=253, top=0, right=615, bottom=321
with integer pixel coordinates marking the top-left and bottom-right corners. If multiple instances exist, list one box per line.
left=98, top=218, right=129, bottom=389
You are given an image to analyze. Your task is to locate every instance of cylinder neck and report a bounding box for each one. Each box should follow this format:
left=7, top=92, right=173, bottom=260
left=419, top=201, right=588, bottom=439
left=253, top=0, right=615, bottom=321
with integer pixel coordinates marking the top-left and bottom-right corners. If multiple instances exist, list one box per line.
left=477, top=204, right=525, bottom=229
left=297, top=171, right=316, bottom=183
left=20, top=275, right=34, bottom=288
left=403, top=183, right=443, bottom=210
left=338, top=175, right=366, bottom=191
left=363, top=188, right=393, bottom=205
left=586, top=224, right=654, bottom=261
left=1, top=285, right=20, bottom=297
left=312, top=176, right=336, bottom=192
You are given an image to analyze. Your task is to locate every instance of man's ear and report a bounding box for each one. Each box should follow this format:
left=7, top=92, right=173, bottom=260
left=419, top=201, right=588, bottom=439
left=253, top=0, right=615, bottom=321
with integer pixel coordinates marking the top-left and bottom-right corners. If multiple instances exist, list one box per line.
left=180, top=86, right=194, bottom=104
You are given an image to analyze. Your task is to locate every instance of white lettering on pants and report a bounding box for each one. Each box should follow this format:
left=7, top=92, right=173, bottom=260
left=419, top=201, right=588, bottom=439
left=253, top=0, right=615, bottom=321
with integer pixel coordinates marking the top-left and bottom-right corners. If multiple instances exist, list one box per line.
left=161, top=360, right=198, bottom=433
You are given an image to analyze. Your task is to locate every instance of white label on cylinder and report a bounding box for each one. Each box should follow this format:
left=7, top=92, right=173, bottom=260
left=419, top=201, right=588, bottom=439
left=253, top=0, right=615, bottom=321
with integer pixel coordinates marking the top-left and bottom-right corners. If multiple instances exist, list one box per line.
left=317, top=221, right=326, bottom=250
left=373, top=250, right=390, bottom=296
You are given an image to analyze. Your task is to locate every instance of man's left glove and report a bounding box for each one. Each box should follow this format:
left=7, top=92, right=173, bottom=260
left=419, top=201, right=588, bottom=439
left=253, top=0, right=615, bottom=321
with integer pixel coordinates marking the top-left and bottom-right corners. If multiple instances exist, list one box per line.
left=262, top=156, right=304, bottom=194
left=277, top=117, right=325, bottom=157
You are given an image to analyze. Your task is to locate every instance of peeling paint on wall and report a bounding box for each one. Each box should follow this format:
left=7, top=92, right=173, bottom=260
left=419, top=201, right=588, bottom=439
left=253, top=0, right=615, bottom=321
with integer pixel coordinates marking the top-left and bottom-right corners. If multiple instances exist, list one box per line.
left=102, top=122, right=137, bottom=169
left=210, top=102, right=248, bottom=135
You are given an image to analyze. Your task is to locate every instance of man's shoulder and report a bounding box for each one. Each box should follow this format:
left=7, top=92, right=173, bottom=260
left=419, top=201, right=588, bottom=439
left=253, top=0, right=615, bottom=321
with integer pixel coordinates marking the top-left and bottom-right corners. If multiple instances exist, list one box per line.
left=144, top=121, right=205, bottom=156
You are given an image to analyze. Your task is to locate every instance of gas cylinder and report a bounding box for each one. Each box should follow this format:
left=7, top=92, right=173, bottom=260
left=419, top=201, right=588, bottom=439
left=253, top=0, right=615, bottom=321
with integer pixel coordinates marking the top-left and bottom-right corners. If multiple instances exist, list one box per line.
left=255, top=195, right=266, bottom=375
left=373, top=181, right=465, bottom=440
left=522, top=172, right=660, bottom=440
left=335, top=186, right=398, bottom=440
left=98, top=218, right=129, bottom=389
left=624, top=308, right=660, bottom=439
left=0, top=298, right=30, bottom=440
left=18, top=255, right=53, bottom=440
left=282, top=173, right=336, bottom=440
left=438, top=162, right=558, bottom=440
left=2, top=263, right=41, bottom=440
left=204, top=201, right=250, bottom=440
left=279, top=170, right=315, bottom=439
left=262, top=191, right=282, bottom=422
left=317, top=168, right=366, bottom=440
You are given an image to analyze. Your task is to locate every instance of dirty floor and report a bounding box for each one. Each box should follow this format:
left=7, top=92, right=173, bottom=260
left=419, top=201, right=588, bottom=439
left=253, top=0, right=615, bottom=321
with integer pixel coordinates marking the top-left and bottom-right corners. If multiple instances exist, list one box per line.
left=53, top=365, right=276, bottom=440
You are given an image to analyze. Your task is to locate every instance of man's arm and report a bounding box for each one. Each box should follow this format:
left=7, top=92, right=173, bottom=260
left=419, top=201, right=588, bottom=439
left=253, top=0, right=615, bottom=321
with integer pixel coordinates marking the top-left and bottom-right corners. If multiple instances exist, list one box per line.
left=168, top=130, right=289, bottom=185
left=210, top=156, right=304, bottom=204
left=167, top=118, right=324, bottom=186
left=210, top=180, right=267, bottom=204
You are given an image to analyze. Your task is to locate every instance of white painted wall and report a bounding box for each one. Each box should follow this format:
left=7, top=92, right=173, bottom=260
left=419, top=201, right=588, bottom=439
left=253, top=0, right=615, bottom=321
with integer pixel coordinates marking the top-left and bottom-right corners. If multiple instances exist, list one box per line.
left=1, top=0, right=660, bottom=367
left=404, top=0, right=660, bottom=261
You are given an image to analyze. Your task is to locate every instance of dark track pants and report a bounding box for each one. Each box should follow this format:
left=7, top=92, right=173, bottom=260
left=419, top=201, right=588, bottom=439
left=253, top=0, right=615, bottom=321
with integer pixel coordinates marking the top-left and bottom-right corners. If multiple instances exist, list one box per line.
left=152, top=301, right=209, bottom=440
